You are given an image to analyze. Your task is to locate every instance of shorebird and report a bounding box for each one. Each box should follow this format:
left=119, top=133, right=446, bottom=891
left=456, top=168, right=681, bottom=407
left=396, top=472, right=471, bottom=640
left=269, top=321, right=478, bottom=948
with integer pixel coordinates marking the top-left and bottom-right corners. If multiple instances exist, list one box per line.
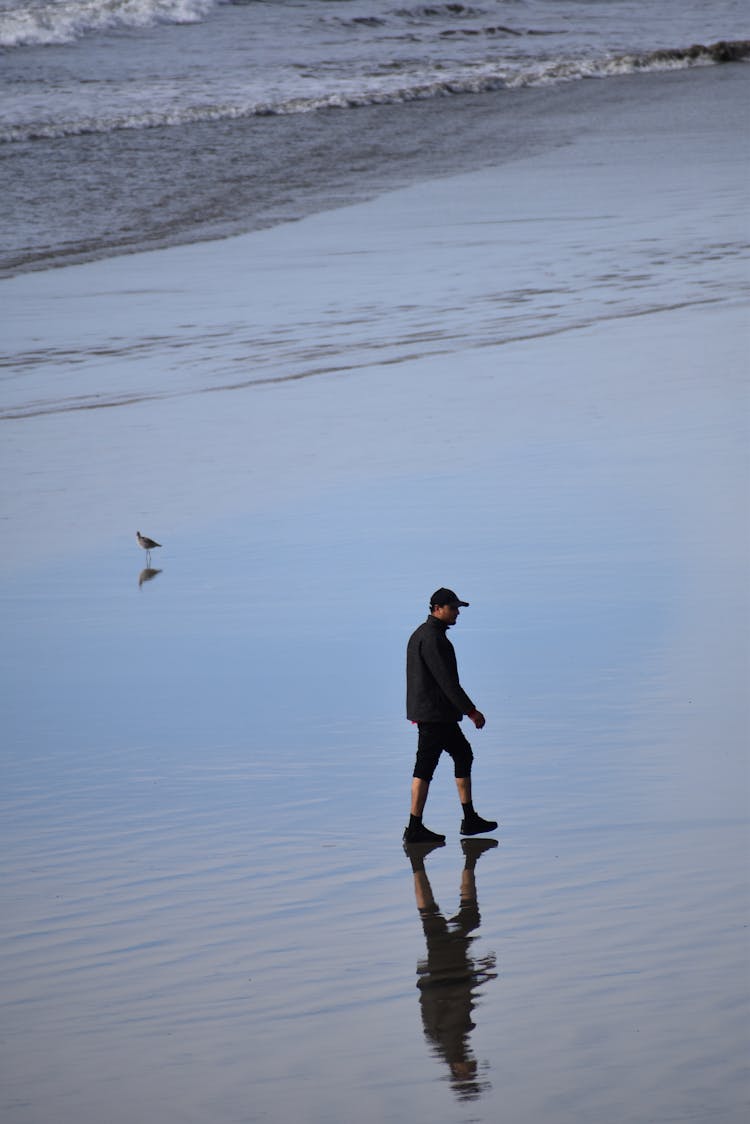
left=136, top=531, right=161, bottom=563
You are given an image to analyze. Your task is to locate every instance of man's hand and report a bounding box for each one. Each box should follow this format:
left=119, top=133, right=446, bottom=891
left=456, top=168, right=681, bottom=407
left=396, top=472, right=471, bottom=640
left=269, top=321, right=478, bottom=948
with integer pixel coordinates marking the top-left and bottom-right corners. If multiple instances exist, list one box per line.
left=469, top=709, right=485, bottom=729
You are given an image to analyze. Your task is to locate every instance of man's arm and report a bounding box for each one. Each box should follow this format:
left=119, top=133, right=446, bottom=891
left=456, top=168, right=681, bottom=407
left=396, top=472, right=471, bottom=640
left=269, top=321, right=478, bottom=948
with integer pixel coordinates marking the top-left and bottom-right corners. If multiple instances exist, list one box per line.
left=420, top=632, right=481, bottom=720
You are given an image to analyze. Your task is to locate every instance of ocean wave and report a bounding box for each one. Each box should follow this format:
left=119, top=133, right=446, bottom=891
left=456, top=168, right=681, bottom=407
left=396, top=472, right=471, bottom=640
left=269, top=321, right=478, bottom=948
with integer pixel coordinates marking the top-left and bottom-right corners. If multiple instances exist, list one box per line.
left=439, top=24, right=524, bottom=37
left=333, top=4, right=504, bottom=32
left=392, top=4, right=489, bottom=19
left=3, top=39, right=748, bottom=143
left=0, top=0, right=216, bottom=47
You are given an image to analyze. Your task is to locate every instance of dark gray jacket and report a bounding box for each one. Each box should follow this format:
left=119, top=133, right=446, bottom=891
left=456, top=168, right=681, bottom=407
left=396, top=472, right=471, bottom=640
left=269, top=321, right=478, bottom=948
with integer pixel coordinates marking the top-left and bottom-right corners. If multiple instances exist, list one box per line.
left=406, top=615, right=476, bottom=723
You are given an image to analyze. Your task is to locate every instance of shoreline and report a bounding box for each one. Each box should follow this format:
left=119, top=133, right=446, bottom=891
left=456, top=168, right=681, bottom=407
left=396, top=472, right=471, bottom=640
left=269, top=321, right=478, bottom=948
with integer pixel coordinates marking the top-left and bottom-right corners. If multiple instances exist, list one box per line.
left=1, top=59, right=747, bottom=577
left=2, top=61, right=748, bottom=280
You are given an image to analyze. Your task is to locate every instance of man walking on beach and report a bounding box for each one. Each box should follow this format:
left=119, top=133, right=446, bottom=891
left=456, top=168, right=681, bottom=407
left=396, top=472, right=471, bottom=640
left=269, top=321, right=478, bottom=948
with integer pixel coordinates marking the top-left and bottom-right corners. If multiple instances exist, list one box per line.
left=404, top=588, right=498, bottom=844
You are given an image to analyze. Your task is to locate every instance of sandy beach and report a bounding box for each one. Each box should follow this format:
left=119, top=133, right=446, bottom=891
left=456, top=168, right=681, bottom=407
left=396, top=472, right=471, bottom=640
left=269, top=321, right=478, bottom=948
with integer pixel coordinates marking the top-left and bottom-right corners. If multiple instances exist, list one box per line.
left=1, top=61, right=749, bottom=1124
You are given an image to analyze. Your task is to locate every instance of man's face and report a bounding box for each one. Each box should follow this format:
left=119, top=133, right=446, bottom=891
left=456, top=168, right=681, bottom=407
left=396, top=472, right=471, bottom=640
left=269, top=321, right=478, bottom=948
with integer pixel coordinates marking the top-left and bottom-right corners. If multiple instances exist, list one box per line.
left=432, top=602, right=460, bottom=626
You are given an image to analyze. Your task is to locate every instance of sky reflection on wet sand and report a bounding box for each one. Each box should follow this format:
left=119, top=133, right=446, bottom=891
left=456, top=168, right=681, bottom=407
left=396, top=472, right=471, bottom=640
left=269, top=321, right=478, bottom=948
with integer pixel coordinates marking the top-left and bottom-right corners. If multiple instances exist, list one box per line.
left=1, top=67, right=748, bottom=1124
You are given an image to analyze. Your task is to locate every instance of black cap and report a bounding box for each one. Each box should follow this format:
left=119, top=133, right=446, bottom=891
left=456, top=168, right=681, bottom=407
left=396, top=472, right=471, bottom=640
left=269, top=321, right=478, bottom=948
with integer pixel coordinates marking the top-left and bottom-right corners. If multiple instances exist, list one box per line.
left=430, top=588, right=469, bottom=609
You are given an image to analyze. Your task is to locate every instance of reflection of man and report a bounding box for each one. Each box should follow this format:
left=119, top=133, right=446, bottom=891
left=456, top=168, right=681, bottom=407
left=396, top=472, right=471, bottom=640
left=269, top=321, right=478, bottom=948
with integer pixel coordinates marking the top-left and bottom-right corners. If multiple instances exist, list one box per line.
left=404, top=588, right=497, bottom=844
left=406, top=840, right=498, bottom=1101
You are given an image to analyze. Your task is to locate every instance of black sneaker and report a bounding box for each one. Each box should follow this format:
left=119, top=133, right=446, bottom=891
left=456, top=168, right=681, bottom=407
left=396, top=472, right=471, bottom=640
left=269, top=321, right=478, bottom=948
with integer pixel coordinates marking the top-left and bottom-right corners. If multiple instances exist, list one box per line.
left=403, top=822, right=446, bottom=844
left=460, top=813, right=498, bottom=836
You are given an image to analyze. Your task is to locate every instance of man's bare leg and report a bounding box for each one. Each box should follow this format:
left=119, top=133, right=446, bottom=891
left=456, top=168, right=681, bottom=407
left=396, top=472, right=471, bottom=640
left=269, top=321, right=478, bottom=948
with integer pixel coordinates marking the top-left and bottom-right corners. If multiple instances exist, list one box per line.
left=455, top=776, right=472, bottom=806
left=457, top=775, right=498, bottom=836
left=411, top=777, right=430, bottom=817
left=404, top=777, right=446, bottom=844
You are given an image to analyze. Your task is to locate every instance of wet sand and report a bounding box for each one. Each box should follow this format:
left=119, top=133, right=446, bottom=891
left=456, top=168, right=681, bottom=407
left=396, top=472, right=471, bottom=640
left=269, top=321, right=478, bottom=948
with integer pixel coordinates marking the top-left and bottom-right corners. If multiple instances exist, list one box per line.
left=1, top=67, right=749, bottom=1123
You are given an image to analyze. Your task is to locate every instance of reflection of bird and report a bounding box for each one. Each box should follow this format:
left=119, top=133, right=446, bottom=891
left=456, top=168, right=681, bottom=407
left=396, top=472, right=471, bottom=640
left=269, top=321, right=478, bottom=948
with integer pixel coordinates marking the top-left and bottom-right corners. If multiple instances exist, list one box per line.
left=136, top=531, right=161, bottom=563
left=138, top=567, right=162, bottom=588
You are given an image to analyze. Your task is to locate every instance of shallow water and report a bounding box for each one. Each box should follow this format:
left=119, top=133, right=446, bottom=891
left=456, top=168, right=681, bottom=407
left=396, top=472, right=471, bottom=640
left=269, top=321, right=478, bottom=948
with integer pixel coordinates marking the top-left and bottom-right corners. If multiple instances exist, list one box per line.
left=4, top=65, right=749, bottom=424
left=2, top=0, right=748, bottom=273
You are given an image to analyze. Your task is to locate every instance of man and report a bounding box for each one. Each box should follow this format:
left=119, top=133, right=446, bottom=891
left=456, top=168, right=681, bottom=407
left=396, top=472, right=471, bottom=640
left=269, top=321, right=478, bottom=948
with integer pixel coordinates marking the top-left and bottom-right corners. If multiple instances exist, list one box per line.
left=404, top=588, right=498, bottom=844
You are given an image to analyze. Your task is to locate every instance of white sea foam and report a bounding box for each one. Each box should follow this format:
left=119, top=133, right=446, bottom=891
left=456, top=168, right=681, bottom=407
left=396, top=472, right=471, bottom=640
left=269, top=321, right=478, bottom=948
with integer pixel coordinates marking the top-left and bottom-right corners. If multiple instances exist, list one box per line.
left=0, top=0, right=215, bottom=47
left=2, top=41, right=746, bottom=143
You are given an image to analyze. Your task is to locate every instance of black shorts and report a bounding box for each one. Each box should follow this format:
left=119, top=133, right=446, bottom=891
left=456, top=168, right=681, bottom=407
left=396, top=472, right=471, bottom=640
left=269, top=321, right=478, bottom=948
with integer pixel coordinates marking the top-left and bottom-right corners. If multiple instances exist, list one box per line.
left=413, top=721, right=474, bottom=782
